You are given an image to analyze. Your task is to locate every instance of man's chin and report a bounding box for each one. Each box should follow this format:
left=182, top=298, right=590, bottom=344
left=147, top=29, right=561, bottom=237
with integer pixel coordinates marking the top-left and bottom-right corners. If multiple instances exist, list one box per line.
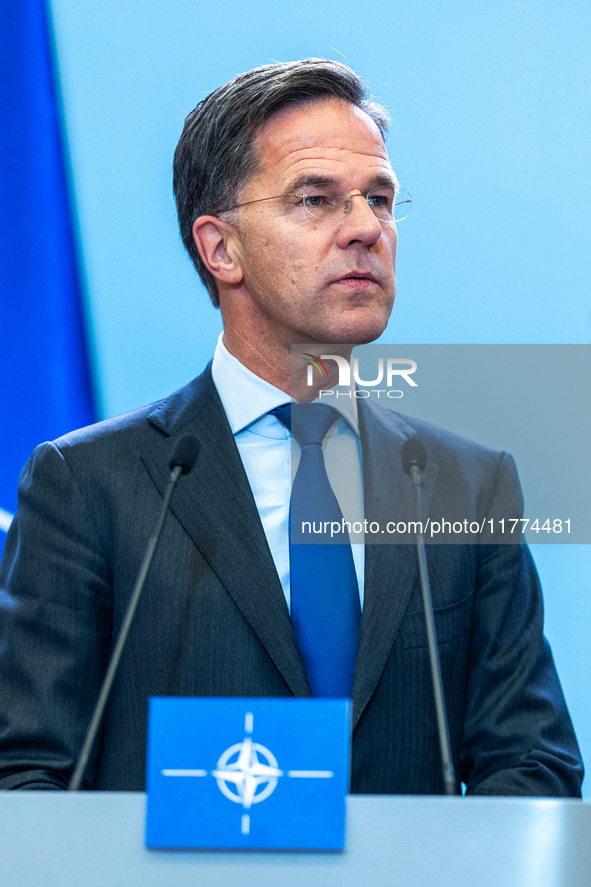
left=322, top=307, right=392, bottom=346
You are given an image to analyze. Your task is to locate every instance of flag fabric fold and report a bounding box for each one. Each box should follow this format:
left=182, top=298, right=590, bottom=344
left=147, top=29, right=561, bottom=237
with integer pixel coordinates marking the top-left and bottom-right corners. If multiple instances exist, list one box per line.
left=0, top=0, right=96, bottom=556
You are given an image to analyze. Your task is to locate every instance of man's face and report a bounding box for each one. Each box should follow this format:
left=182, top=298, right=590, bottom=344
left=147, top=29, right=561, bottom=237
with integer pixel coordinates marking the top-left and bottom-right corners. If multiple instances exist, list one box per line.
left=225, top=98, right=398, bottom=349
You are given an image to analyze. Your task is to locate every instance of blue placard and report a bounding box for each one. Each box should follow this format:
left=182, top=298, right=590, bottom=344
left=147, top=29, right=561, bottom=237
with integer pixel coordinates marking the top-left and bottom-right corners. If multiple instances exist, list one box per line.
left=146, top=697, right=350, bottom=850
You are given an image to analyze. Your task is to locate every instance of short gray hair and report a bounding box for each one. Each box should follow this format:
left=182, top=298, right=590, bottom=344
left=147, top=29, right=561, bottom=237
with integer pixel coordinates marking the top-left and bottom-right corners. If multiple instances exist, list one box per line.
left=173, top=59, right=390, bottom=306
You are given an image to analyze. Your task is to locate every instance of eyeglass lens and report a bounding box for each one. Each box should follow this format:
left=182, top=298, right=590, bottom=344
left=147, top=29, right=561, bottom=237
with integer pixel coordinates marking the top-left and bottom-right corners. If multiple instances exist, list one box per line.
left=301, top=187, right=412, bottom=223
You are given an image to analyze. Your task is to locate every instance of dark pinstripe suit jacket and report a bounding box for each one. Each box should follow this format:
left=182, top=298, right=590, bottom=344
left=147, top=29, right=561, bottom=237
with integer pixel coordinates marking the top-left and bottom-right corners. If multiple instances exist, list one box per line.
left=0, top=366, right=583, bottom=794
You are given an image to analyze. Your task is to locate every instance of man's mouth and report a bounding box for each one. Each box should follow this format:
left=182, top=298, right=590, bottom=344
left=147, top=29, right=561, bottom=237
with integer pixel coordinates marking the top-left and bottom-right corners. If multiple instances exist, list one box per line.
left=332, top=272, right=378, bottom=285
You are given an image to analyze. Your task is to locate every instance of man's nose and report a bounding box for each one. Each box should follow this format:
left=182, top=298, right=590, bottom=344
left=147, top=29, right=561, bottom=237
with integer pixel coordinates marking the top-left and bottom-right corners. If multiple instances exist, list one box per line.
left=337, top=191, right=383, bottom=245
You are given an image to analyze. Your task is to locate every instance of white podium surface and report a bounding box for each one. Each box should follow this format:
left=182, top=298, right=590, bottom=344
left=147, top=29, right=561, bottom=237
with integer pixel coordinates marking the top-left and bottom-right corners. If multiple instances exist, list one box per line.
left=1, top=792, right=590, bottom=887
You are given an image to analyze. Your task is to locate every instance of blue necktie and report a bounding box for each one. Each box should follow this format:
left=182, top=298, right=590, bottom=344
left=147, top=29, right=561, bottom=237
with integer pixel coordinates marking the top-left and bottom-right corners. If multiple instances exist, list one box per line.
left=273, top=403, right=360, bottom=697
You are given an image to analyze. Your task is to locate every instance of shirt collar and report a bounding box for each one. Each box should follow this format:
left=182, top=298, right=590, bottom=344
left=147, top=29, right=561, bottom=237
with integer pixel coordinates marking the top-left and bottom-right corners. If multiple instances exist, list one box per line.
left=211, top=333, right=359, bottom=437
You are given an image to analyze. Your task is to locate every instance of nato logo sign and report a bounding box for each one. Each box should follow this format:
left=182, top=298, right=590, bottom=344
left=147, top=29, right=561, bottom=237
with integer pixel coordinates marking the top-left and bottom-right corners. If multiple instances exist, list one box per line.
left=146, top=697, right=351, bottom=850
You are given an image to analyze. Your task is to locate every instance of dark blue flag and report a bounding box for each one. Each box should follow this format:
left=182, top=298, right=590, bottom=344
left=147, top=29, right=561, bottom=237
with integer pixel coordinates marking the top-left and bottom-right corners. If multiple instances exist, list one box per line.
left=146, top=698, right=350, bottom=849
left=0, top=0, right=96, bottom=556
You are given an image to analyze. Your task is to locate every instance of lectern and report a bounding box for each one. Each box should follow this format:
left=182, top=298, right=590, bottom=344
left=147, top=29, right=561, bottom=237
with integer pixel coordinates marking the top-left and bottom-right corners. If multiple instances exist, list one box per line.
left=1, top=793, right=589, bottom=886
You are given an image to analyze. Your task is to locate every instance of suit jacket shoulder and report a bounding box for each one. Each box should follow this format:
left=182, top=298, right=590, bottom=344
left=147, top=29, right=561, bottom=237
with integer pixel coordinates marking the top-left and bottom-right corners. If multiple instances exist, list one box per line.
left=50, top=364, right=221, bottom=460
left=358, top=397, right=524, bottom=543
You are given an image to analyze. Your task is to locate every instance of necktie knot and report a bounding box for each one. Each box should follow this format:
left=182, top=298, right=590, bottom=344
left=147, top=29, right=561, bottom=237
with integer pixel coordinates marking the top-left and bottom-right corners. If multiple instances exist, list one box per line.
left=272, top=403, right=340, bottom=448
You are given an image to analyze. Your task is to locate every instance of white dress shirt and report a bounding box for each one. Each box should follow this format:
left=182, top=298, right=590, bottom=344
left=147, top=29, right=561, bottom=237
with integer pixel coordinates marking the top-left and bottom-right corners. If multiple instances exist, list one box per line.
left=211, top=334, right=365, bottom=610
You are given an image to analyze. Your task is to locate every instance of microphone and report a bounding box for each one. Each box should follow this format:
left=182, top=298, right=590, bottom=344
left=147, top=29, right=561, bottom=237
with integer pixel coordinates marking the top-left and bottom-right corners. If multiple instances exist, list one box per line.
left=402, top=437, right=457, bottom=796
left=401, top=436, right=427, bottom=475
left=68, top=434, right=201, bottom=791
left=169, top=434, right=200, bottom=476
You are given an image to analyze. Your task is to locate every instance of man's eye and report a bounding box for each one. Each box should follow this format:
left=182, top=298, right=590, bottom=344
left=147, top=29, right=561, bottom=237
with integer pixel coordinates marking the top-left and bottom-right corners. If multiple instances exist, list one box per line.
left=305, top=194, right=329, bottom=207
left=367, top=194, right=391, bottom=208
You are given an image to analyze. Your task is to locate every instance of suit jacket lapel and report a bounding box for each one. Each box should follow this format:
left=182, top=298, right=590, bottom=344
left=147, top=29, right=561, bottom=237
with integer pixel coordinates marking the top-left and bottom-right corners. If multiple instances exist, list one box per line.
left=141, top=368, right=311, bottom=698
left=352, top=401, right=439, bottom=729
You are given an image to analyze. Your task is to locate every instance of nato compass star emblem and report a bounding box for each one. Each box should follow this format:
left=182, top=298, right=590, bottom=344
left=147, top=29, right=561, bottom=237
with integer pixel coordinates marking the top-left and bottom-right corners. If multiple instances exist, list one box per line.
left=162, top=711, right=334, bottom=835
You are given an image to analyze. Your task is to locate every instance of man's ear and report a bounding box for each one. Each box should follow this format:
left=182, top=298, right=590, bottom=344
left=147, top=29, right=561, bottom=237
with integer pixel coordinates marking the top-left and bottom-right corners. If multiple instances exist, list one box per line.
left=192, top=216, right=243, bottom=286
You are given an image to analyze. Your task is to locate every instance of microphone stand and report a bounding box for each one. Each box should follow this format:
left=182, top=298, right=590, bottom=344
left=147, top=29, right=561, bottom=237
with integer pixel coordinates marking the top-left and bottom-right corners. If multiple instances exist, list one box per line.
left=68, top=436, right=200, bottom=791
left=404, top=441, right=457, bottom=796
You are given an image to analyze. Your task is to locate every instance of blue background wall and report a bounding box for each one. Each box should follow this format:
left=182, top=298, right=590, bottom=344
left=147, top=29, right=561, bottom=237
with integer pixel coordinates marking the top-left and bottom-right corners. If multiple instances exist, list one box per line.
left=47, top=0, right=591, bottom=792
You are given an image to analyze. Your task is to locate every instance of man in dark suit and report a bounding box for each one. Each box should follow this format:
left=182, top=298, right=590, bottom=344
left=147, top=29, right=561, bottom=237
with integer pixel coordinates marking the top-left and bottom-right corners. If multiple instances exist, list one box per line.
left=0, top=59, right=583, bottom=795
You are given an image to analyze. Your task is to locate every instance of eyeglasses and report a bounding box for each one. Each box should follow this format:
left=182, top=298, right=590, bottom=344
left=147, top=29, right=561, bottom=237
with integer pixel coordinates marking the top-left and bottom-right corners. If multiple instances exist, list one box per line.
left=224, top=185, right=412, bottom=224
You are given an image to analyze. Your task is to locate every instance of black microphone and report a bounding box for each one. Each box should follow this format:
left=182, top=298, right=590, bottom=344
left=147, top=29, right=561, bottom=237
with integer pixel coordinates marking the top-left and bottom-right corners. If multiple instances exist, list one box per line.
left=169, top=434, right=201, bottom=475
left=401, top=436, right=427, bottom=475
left=402, top=437, right=457, bottom=796
left=68, top=434, right=201, bottom=791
